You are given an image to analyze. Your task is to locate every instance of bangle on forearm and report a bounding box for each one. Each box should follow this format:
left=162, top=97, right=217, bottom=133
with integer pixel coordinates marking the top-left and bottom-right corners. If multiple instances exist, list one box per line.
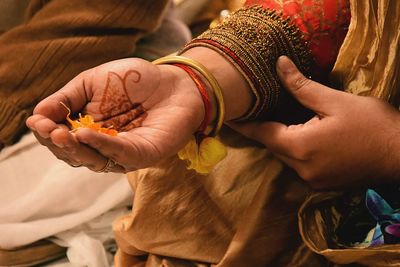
left=172, top=63, right=212, bottom=134
left=153, top=55, right=227, bottom=174
left=183, top=39, right=262, bottom=120
left=153, top=55, right=225, bottom=136
left=181, top=5, right=313, bottom=121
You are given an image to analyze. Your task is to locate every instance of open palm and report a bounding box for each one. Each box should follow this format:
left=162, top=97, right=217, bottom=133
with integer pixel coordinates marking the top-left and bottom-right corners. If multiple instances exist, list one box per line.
left=26, top=58, right=204, bottom=172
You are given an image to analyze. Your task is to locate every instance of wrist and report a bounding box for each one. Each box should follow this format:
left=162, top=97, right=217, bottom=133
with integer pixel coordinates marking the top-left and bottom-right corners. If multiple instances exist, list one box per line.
left=180, top=47, right=253, bottom=121
left=157, top=64, right=206, bottom=134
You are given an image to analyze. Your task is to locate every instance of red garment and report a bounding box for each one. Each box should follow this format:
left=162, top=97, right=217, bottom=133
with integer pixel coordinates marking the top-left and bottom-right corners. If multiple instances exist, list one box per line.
left=245, top=0, right=351, bottom=74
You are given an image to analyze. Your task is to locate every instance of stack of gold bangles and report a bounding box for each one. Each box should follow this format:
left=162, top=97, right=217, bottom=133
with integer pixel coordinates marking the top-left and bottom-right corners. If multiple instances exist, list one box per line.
left=153, top=55, right=227, bottom=174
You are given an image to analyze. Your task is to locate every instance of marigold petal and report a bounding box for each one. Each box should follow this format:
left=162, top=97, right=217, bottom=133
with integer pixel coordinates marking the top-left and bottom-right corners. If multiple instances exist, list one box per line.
left=178, top=136, right=227, bottom=174
left=178, top=137, right=198, bottom=161
left=199, top=137, right=227, bottom=167
left=98, top=128, right=118, bottom=136
left=60, top=102, right=118, bottom=136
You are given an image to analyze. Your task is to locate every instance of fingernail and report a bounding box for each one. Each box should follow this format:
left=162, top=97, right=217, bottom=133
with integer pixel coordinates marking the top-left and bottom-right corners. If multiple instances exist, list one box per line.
left=26, top=120, right=36, bottom=131
left=40, top=133, right=50, bottom=139
left=277, top=56, right=296, bottom=74
left=54, top=142, right=64, bottom=148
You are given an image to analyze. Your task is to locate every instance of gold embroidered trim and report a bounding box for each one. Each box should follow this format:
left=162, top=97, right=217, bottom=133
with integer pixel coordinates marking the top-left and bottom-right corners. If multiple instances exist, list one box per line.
left=181, top=6, right=313, bottom=120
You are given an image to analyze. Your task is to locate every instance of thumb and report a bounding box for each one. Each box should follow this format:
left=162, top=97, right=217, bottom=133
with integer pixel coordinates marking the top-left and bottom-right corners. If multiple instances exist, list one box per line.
left=276, top=56, right=344, bottom=114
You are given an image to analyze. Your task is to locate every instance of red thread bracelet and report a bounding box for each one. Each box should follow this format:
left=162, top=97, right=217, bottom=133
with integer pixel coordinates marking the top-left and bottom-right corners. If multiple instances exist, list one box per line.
left=173, top=63, right=212, bottom=135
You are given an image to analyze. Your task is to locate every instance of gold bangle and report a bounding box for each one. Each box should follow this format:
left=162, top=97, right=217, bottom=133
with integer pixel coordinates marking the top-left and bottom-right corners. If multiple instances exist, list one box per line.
left=153, top=55, right=225, bottom=136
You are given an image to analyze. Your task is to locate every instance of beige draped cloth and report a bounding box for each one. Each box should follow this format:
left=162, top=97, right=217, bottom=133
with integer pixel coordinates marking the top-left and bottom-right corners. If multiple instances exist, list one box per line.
left=113, top=0, right=400, bottom=266
left=113, top=128, right=319, bottom=267
left=299, top=0, right=400, bottom=266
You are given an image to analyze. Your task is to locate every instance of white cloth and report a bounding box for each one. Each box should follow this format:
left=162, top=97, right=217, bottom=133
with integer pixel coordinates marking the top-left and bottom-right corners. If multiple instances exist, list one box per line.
left=0, top=132, right=133, bottom=249
left=51, top=207, right=130, bottom=267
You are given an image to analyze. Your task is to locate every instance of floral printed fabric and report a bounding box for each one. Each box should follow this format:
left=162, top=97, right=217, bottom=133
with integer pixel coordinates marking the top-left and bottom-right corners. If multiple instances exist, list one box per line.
left=365, top=189, right=400, bottom=246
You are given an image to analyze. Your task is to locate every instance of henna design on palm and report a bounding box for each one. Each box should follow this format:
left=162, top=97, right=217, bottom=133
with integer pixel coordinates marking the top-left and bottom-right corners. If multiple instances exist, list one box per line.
left=99, top=70, right=147, bottom=131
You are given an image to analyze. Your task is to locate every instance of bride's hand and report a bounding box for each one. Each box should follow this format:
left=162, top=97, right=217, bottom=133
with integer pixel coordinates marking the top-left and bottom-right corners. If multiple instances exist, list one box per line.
left=26, top=58, right=205, bottom=172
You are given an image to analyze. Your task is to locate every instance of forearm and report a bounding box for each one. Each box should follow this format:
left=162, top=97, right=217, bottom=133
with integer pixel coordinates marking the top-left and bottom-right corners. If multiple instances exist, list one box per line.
left=181, top=47, right=253, bottom=121
left=171, top=1, right=350, bottom=127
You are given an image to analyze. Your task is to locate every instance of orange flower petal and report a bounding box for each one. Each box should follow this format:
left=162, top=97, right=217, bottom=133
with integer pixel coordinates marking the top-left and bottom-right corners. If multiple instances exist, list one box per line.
left=60, top=102, right=118, bottom=136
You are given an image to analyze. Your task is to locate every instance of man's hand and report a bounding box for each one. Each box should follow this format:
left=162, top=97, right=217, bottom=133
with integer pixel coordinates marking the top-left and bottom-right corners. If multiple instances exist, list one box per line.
left=230, top=56, right=400, bottom=189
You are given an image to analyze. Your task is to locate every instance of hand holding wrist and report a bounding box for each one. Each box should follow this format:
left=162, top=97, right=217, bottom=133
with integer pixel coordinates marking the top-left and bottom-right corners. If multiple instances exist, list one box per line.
left=230, top=57, right=400, bottom=189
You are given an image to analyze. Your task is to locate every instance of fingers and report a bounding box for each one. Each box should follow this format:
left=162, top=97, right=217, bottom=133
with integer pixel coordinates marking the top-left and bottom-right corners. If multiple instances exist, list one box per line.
left=31, top=130, right=80, bottom=167
left=273, top=153, right=301, bottom=170
left=33, top=72, right=92, bottom=122
left=94, top=158, right=126, bottom=173
left=49, top=128, right=126, bottom=172
left=228, top=121, right=308, bottom=172
left=28, top=116, right=126, bottom=173
left=227, top=121, right=275, bottom=145
left=276, top=56, right=347, bottom=114
left=228, top=121, right=297, bottom=157
left=26, top=114, right=67, bottom=140
left=75, top=128, right=139, bottom=170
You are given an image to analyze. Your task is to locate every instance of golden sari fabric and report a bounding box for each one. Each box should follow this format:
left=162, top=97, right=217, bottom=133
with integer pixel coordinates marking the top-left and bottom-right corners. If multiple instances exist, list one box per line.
left=113, top=128, right=318, bottom=266
left=299, top=0, right=400, bottom=265
left=332, top=0, right=400, bottom=103
left=114, top=0, right=400, bottom=266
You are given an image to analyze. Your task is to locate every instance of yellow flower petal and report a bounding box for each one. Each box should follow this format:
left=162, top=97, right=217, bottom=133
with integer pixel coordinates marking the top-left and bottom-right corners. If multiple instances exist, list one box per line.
left=198, top=137, right=227, bottom=168
left=178, top=137, right=198, bottom=161
left=78, top=114, right=95, bottom=126
left=177, top=136, right=227, bottom=174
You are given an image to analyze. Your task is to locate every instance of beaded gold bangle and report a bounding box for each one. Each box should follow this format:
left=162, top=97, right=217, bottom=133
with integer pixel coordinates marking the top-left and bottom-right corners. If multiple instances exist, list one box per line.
left=153, top=55, right=225, bottom=136
left=180, top=5, right=313, bottom=121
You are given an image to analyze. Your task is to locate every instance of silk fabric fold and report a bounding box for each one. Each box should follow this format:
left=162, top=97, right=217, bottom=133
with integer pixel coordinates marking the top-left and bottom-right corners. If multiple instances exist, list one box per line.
left=113, top=0, right=400, bottom=266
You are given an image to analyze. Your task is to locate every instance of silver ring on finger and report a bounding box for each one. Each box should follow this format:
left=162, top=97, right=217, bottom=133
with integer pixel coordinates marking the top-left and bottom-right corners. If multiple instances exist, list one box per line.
left=96, top=158, right=116, bottom=173
left=69, top=162, right=83, bottom=168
